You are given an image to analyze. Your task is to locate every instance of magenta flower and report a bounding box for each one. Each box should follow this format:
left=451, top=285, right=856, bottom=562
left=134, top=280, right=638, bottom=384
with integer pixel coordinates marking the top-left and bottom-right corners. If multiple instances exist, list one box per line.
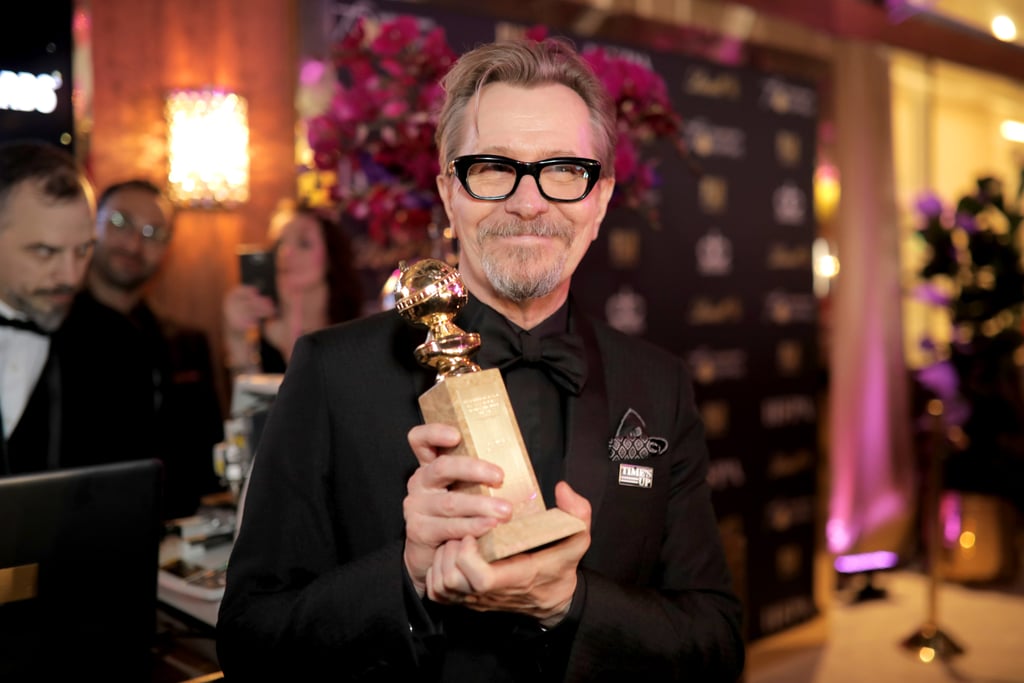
left=306, top=15, right=456, bottom=246
left=581, top=43, right=681, bottom=225
left=305, top=16, right=683, bottom=246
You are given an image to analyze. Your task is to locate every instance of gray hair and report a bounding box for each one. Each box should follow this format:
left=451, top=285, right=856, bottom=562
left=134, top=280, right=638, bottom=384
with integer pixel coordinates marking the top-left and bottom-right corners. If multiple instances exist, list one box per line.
left=435, top=38, right=617, bottom=173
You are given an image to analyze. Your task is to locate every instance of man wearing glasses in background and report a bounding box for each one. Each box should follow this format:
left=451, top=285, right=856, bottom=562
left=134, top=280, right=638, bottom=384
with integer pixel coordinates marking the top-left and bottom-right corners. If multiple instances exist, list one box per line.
left=218, top=38, right=744, bottom=682
left=56, top=180, right=225, bottom=519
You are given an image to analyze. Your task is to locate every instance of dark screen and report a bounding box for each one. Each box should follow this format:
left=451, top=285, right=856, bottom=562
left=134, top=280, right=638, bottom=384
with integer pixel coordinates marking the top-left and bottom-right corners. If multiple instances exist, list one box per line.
left=0, top=459, right=163, bottom=679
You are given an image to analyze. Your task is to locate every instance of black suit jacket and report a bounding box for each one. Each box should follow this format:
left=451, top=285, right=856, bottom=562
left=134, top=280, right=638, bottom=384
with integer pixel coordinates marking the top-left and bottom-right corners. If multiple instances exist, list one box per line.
left=55, top=291, right=224, bottom=518
left=218, top=300, right=745, bottom=682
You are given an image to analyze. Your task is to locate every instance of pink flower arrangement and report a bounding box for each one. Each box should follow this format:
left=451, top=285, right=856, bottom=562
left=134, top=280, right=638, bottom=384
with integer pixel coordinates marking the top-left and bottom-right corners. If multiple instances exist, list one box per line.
left=305, top=15, right=455, bottom=247
left=578, top=41, right=683, bottom=227
left=304, top=16, right=683, bottom=248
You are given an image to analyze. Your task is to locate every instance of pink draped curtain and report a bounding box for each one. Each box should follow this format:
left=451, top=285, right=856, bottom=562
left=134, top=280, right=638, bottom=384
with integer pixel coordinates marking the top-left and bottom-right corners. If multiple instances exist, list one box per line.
left=827, top=39, right=917, bottom=555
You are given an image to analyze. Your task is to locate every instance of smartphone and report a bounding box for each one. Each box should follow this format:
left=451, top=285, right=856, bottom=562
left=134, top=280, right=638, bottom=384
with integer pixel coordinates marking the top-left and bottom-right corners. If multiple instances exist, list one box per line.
left=237, top=246, right=277, bottom=301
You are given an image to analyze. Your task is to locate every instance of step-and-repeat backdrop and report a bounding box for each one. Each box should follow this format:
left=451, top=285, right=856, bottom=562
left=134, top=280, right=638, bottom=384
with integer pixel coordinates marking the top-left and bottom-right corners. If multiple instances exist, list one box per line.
left=313, top=0, right=821, bottom=641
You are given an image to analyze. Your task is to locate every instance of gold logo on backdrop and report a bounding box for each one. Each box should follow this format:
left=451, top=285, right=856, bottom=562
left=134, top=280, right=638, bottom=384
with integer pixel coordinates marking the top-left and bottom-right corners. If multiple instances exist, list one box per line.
left=688, top=348, right=748, bottom=384
left=767, top=449, right=814, bottom=479
left=684, top=67, right=742, bottom=100
left=605, top=286, right=647, bottom=336
left=494, top=22, right=529, bottom=41
left=700, top=400, right=730, bottom=439
left=773, top=183, right=807, bottom=225
left=776, top=544, right=803, bottom=581
left=775, top=131, right=802, bottom=167
left=776, top=340, right=803, bottom=376
left=766, top=243, right=811, bottom=270
left=764, top=291, right=816, bottom=324
left=762, top=79, right=794, bottom=115
left=690, top=297, right=743, bottom=325
left=772, top=300, right=792, bottom=324
left=698, top=176, right=728, bottom=215
left=696, top=229, right=732, bottom=276
left=761, top=79, right=817, bottom=117
left=693, top=356, right=716, bottom=384
left=608, top=227, right=641, bottom=269
left=692, top=129, right=715, bottom=157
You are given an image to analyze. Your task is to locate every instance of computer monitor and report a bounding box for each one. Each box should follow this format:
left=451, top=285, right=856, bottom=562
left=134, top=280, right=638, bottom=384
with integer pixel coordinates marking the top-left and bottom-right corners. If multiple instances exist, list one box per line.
left=0, top=459, right=163, bottom=680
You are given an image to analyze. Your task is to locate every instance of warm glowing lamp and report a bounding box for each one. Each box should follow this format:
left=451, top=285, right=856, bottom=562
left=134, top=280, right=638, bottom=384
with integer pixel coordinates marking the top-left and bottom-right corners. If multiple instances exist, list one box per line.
left=813, top=163, right=841, bottom=223
left=991, top=15, right=1017, bottom=42
left=812, top=237, right=840, bottom=299
left=166, top=89, right=250, bottom=208
left=1001, top=119, right=1024, bottom=143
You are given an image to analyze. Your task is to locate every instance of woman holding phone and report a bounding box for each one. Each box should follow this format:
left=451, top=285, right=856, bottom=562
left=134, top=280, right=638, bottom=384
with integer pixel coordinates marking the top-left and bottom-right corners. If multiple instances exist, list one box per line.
left=223, top=201, right=364, bottom=374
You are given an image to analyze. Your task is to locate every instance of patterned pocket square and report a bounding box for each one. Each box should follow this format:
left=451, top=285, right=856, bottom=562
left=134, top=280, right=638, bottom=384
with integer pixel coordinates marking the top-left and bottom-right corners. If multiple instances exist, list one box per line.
left=608, top=408, right=668, bottom=462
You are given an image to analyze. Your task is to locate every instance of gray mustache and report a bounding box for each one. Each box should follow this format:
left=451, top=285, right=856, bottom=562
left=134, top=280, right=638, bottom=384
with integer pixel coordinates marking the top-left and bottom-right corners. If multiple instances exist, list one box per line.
left=479, top=222, right=572, bottom=240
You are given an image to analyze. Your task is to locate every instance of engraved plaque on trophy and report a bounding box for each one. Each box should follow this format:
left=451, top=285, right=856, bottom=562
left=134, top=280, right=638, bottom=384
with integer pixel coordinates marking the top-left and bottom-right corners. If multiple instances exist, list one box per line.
left=395, top=259, right=586, bottom=562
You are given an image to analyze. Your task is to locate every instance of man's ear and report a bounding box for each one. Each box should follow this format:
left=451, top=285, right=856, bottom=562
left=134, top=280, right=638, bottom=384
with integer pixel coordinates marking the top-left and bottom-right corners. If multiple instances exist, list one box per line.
left=436, top=174, right=456, bottom=238
left=589, top=177, right=615, bottom=241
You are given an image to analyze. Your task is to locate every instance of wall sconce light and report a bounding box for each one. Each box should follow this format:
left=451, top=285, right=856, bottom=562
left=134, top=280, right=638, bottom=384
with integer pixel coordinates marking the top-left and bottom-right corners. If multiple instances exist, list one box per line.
left=165, top=88, right=249, bottom=208
left=990, top=15, right=1017, bottom=43
left=813, top=162, right=841, bottom=224
left=812, top=237, right=840, bottom=299
left=1000, top=119, right=1024, bottom=143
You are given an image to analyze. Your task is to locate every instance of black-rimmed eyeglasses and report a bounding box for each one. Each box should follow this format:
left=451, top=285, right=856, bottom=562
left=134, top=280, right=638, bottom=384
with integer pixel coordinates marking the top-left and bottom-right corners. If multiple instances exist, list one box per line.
left=447, top=155, right=602, bottom=203
left=106, top=210, right=171, bottom=244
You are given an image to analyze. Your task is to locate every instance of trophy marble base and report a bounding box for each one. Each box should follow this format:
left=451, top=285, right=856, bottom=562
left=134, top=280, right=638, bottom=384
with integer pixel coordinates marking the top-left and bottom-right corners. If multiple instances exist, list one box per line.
left=419, top=368, right=586, bottom=562
left=475, top=507, right=585, bottom=562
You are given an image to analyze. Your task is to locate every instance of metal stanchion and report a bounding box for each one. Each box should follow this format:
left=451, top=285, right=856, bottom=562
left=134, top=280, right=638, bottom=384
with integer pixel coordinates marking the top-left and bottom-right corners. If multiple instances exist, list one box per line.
left=900, top=398, right=964, bottom=661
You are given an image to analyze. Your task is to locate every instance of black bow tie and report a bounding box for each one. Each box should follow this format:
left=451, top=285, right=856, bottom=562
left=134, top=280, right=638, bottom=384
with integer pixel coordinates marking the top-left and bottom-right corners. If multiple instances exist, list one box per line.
left=0, top=314, right=49, bottom=336
left=477, top=325, right=588, bottom=396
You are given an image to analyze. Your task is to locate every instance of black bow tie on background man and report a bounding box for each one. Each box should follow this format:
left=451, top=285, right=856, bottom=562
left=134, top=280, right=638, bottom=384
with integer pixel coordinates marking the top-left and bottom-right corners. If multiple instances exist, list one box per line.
left=476, top=323, right=588, bottom=396
left=0, top=314, right=49, bottom=336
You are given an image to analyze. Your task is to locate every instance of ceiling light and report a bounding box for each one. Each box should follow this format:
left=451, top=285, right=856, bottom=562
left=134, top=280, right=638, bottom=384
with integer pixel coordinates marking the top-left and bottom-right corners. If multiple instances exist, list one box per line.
left=991, top=15, right=1017, bottom=42
left=1001, top=120, right=1024, bottom=143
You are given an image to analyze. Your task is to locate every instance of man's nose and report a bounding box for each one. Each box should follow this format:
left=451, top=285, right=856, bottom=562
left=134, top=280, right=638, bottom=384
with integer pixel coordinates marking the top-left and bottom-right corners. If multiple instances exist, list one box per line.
left=121, top=226, right=146, bottom=249
left=53, top=251, right=87, bottom=286
left=504, top=175, right=549, bottom=217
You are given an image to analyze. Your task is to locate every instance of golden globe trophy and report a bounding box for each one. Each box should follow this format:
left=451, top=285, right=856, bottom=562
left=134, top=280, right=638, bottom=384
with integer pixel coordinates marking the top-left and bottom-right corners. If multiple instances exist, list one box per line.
left=395, top=258, right=586, bottom=562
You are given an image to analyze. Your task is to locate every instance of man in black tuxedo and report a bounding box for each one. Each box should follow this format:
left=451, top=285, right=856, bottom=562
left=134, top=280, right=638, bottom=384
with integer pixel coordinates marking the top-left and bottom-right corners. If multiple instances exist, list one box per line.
left=56, top=179, right=225, bottom=519
left=0, top=140, right=95, bottom=476
left=218, top=38, right=744, bottom=682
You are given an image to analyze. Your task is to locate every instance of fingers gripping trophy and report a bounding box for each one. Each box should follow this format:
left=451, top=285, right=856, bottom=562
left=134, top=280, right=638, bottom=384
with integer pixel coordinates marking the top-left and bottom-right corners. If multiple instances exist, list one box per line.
left=395, top=258, right=586, bottom=561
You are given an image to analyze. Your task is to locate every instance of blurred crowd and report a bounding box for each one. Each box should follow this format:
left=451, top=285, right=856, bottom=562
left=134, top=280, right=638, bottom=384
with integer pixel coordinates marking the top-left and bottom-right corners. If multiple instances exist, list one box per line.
left=0, top=139, right=363, bottom=520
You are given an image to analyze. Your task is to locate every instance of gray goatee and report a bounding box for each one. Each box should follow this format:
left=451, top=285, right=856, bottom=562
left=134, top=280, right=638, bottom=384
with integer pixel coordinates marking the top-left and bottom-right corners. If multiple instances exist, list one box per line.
left=477, top=220, right=574, bottom=303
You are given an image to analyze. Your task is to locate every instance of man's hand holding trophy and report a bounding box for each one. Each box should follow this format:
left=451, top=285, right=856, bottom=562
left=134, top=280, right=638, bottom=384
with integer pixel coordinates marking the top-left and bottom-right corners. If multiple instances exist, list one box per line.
left=395, top=258, right=586, bottom=561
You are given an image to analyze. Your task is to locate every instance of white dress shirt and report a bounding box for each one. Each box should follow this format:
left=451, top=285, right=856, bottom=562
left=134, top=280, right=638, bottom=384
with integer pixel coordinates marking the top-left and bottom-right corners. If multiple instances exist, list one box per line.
left=0, top=299, right=51, bottom=439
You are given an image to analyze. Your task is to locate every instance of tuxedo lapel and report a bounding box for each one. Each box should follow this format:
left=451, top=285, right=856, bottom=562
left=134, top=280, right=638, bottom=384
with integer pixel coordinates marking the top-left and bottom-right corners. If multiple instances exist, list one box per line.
left=564, top=306, right=610, bottom=521
left=45, top=351, right=61, bottom=469
left=1, top=350, right=61, bottom=474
